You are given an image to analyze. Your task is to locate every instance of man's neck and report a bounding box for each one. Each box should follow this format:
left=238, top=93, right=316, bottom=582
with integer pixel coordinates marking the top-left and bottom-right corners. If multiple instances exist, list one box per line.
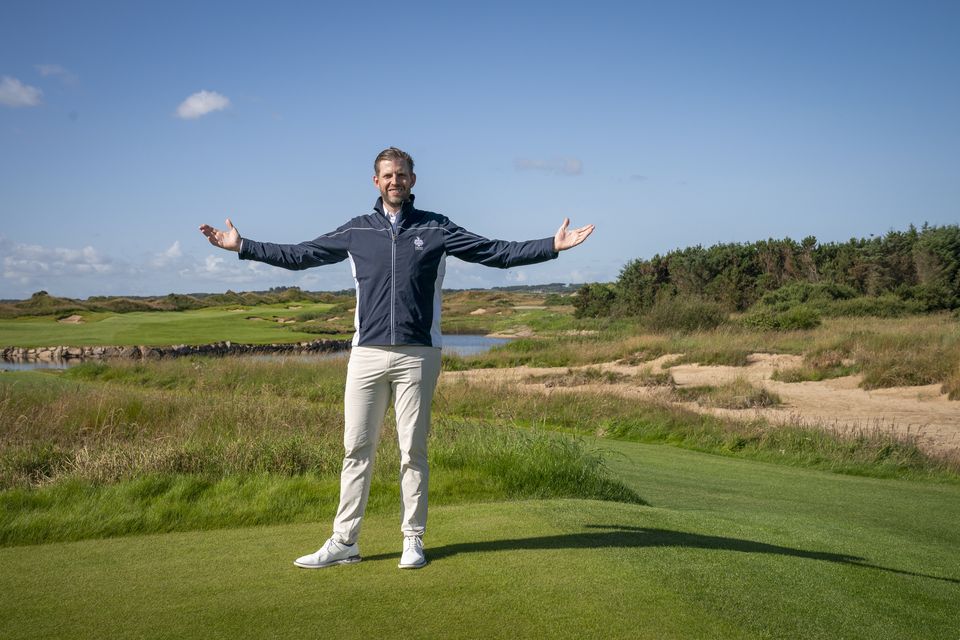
left=383, top=201, right=402, bottom=215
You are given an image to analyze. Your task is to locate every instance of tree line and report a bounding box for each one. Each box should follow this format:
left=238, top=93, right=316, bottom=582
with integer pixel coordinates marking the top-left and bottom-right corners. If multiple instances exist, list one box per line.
left=574, top=224, right=960, bottom=318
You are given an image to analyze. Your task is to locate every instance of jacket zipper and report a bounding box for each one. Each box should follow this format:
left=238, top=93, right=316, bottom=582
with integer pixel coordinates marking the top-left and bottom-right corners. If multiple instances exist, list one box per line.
left=390, top=225, right=396, bottom=346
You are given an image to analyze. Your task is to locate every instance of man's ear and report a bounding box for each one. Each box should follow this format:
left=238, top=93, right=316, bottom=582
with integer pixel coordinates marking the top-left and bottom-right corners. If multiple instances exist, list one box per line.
left=373, top=174, right=380, bottom=188
left=410, top=173, right=417, bottom=188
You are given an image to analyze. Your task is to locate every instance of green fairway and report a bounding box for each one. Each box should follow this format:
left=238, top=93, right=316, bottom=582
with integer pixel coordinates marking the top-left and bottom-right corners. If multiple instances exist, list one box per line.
left=0, top=303, right=342, bottom=347
left=2, top=442, right=957, bottom=640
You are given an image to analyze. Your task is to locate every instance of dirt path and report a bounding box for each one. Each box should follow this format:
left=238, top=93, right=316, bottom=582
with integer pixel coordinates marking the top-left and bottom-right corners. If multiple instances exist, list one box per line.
left=444, top=353, right=960, bottom=456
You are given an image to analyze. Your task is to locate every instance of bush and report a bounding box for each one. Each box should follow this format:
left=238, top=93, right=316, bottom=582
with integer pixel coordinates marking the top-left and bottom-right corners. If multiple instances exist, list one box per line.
left=642, top=296, right=728, bottom=332
left=755, top=282, right=858, bottom=310
left=572, top=283, right=617, bottom=318
left=742, top=305, right=822, bottom=331
left=824, top=295, right=920, bottom=318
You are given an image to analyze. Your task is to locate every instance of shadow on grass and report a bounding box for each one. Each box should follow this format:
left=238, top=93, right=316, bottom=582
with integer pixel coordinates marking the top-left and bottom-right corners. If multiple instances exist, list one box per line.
left=366, top=524, right=959, bottom=584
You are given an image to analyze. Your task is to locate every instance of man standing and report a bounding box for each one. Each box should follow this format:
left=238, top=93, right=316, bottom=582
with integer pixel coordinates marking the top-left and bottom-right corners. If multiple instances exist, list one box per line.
left=199, top=147, right=593, bottom=569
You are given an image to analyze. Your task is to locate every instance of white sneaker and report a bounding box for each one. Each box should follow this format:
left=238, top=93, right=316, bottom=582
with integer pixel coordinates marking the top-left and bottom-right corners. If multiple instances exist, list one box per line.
left=293, top=538, right=361, bottom=569
left=398, top=535, right=426, bottom=569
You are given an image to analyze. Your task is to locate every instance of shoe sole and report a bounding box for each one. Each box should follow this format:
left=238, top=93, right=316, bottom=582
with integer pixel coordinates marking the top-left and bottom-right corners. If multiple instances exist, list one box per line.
left=398, top=560, right=427, bottom=570
left=293, top=556, right=361, bottom=569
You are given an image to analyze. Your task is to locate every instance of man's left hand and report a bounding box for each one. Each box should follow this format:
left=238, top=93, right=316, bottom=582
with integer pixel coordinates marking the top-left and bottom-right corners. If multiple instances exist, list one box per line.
left=554, top=218, right=595, bottom=251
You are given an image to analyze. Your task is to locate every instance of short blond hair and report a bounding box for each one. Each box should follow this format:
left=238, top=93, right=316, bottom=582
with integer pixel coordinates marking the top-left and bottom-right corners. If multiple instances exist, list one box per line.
left=374, top=147, right=414, bottom=176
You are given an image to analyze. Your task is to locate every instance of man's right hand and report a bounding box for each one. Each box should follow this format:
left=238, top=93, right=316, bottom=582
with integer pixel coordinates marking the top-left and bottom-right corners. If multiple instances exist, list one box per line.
left=199, top=218, right=242, bottom=252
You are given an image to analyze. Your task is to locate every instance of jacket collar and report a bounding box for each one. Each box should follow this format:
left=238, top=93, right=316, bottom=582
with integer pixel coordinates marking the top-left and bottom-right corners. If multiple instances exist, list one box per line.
left=374, top=193, right=415, bottom=215
left=373, top=194, right=416, bottom=226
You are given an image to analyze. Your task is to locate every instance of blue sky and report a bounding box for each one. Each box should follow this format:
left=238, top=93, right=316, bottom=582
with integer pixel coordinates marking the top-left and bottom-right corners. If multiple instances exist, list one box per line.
left=1, top=0, right=958, bottom=299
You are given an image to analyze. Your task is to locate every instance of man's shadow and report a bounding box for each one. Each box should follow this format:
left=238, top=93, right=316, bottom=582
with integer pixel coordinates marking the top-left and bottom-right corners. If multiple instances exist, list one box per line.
left=366, top=524, right=958, bottom=584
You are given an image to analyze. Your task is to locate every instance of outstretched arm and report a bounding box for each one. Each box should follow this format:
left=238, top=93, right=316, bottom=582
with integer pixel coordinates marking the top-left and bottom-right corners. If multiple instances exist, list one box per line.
left=199, top=218, right=241, bottom=252
left=554, top=218, right=595, bottom=251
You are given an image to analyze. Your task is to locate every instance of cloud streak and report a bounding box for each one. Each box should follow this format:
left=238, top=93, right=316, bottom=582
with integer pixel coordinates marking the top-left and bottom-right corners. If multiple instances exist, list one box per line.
left=176, top=90, right=231, bottom=119
left=515, top=157, right=583, bottom=176
left=0, top=76, right=42, bottom=108
left=35, top=64, right=79, bottom=85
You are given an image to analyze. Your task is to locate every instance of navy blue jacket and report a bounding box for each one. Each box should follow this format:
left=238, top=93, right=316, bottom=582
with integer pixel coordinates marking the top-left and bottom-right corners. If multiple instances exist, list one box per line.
left=238, top=196, right=559, bottom=347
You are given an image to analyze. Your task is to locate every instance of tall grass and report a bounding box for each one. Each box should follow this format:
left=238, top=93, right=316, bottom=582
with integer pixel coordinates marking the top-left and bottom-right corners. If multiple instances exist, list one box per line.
left=672, top=376, right=781, bottom=409
left=0, top=360, right=642, bottom=546
left=436, top=378, right=959, bottom=480
left=442, top=314, right=960, bottom=393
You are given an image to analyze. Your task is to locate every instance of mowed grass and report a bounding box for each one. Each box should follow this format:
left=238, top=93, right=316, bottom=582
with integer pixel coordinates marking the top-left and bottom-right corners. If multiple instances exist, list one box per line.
left=1, top=443, right=957, bottom=639
left=0, top=302, right=343, bottom=347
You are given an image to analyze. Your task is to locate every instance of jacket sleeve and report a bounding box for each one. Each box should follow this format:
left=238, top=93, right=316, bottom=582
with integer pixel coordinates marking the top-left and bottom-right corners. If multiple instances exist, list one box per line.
left=237, top=225, right=351, bottom=271
left=441, top=218, right=559, bottom=268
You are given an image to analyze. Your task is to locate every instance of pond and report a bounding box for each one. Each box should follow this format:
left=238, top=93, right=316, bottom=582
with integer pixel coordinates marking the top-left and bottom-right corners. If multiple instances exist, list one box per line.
left=1, top=335, right=511, bottom=371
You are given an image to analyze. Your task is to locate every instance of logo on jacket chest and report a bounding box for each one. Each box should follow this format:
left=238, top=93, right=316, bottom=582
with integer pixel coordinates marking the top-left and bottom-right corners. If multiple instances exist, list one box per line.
left=413, top=236, right=424, bottom=251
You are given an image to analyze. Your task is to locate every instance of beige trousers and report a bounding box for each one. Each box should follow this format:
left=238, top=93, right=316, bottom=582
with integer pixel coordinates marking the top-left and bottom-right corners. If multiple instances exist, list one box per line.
left=332, top=345, right=442, bottom=545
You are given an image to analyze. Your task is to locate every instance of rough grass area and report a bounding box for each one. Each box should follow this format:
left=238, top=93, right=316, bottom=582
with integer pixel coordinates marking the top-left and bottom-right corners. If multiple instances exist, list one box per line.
left=523, top=367, right=673, bottom=388
left=442, top=313, right=960, bottom=394
left=672, top=376, right=782, bottom=409
left=0, top=423, right=640, bottom=547
left=0, top=366, right=639, bottom=546
left=437, top=378, right=958, bottom=479
left=771, top=349, right=860, bottom=382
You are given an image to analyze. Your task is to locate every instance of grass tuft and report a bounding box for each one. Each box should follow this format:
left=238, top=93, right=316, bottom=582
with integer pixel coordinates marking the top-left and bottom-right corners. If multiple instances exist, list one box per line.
left=673, top=377, right=781, bottom=409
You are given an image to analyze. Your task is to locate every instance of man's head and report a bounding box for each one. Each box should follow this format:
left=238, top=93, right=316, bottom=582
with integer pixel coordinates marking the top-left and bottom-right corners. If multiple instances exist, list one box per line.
left=373, top=147, right=416, bottom=212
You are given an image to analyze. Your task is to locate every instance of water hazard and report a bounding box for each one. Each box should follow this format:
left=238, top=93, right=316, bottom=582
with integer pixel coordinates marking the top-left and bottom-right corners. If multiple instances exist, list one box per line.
left=1, top=335, right=512, bottom=371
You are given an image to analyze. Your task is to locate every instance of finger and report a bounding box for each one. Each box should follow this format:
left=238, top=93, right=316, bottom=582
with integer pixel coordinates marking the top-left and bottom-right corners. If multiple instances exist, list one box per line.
left=225, top=218, right=235, bottom=230
left=559, top=217, right=570, bottom=233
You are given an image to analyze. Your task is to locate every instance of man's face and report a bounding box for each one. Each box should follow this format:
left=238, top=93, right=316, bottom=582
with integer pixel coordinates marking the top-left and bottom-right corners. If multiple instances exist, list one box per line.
left=373, top=159, right=416, bottom=210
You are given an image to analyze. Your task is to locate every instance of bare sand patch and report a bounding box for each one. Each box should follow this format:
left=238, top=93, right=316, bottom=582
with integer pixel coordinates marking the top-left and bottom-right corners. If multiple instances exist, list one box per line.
left=57, top=315, right=84, bottom=324
left=470, top=308, right=488, bottom=315
left=444, top=352, right=960, bottom=456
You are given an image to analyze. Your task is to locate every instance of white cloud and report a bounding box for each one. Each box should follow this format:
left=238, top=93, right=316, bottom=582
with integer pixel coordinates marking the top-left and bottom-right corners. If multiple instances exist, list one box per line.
left=515, top=157, right=583, bottom=176
left=0, top=76, right=42, bottom=108
left=35, top=64, right=79, bottom=85
left=1, top=237, right=117, bottom=292
left=176, top=90, right=231, bottom=119
left=149, top=240, right=183, bottom=268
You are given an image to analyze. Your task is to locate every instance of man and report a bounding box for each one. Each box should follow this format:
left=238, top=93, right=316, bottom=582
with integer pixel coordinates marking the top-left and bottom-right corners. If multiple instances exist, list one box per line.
left=199, top=147, right=593, bottom=569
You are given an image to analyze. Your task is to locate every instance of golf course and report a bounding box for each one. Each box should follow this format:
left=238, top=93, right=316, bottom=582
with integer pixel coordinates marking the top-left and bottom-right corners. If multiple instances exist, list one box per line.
left=1, top=291, right=958, bottom=638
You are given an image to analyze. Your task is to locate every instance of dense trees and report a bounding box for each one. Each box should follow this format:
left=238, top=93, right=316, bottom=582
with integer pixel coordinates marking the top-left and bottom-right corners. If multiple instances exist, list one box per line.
left=575, top=224, right=960, bottom=318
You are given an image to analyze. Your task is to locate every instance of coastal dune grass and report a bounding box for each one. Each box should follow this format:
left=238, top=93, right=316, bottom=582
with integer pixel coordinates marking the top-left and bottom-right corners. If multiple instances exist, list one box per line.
left=443, top=313, right=960, bottom=394
left=0, top=363, right=640, bottom=546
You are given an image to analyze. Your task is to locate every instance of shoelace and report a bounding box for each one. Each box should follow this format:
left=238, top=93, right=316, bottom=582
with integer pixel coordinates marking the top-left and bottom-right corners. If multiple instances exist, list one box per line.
left=404, top=536, right=422, bottom=552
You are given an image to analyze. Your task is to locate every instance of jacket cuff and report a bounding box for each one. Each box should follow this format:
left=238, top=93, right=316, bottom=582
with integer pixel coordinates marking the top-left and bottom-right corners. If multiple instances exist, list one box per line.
left=542, top=236, right=560, bottom=259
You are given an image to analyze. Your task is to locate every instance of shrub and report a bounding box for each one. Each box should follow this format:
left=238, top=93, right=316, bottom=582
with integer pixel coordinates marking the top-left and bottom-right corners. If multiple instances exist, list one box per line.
left=824, top=295, right=920, bottom=318
left=755, top=282, right=858, bottom=310
left=572, top=283, right=617, bottom=318
left=642, top=296, right=728, bottom=332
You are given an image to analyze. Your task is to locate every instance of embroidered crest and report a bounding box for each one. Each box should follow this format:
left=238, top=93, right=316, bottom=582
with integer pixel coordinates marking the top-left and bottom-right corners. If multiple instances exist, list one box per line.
left=413, top=236, right=424, bottom=251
